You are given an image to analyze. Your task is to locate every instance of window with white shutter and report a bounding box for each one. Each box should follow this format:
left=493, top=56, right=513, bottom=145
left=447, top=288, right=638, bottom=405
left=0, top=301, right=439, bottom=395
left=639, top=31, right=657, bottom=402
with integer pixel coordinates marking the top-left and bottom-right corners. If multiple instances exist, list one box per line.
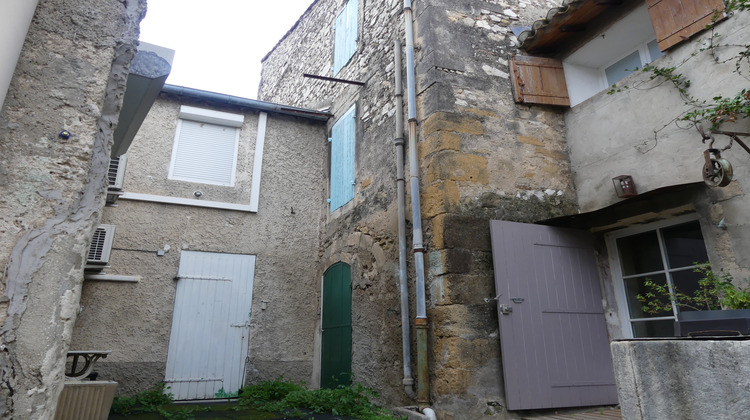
left=168, top=106, right=242, bottom=186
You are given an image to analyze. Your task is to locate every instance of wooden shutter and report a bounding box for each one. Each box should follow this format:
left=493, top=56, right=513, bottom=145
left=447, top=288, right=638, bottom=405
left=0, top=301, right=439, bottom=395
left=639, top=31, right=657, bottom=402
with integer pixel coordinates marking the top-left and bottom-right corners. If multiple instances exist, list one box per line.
left=490, top=220, right=618, bottom=410
left=333, top=0, right=358, bottom=74
left=510, top=55, right=570, bottom=106
left=647, top=0, right=726, bottom=51
left=170, top=120, right=239, bottom=186
left=330, top=105, right=356, bottom=211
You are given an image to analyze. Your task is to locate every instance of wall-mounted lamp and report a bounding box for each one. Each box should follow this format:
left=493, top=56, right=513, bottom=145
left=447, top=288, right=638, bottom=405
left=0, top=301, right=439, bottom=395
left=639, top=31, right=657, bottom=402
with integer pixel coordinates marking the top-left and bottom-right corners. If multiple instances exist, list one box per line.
left=612, top=175, right=637, bottom=198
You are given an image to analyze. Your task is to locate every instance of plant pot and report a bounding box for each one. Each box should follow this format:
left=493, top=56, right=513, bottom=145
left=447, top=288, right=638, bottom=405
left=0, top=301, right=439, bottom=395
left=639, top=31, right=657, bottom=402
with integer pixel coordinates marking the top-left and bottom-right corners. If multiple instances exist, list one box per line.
left=674, top=309, right=750, bottom=337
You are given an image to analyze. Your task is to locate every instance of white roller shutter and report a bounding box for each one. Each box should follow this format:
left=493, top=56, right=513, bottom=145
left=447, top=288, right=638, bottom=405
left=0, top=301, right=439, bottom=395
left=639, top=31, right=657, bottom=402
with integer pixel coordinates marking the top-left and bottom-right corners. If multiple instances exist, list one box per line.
left=169, top=120, right=239, bottom=186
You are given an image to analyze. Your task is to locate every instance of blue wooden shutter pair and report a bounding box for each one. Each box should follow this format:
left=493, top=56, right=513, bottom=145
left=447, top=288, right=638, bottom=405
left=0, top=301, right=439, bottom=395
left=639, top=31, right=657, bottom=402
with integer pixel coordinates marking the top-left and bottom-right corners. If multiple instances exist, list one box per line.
left=330, top=106, right=356, bottom=211
left=333, top=0, right=358, bottom=75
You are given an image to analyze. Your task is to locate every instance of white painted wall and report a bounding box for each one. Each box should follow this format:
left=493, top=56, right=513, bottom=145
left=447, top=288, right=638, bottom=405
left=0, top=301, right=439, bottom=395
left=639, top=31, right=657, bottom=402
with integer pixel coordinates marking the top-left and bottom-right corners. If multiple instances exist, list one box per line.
left=0, top=0, right=39, bottom=110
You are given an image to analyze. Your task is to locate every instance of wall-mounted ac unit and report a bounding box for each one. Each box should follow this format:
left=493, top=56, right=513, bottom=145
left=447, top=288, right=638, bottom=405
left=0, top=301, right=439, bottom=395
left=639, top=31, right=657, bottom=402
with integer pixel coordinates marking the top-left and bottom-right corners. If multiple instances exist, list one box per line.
left=106, top=156, right=127, bottom=205
left=86, top=225, right=115, bottom=270
left=108, top=155, right=127, bottom=190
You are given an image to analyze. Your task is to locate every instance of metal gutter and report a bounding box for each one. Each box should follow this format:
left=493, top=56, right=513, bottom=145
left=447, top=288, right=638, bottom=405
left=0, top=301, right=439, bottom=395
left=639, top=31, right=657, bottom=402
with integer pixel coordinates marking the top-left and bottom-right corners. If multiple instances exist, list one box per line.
left=161, top=84, right=332, bottom=122
left=404, top=0, right=430, bottom=409
left=394, top=40, right=415, bottom=399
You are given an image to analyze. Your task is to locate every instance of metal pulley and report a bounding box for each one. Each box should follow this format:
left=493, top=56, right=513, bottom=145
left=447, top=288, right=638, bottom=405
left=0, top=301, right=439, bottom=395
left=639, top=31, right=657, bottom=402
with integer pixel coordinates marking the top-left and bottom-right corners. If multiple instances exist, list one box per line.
left=703, top=148, right=733, bottom=187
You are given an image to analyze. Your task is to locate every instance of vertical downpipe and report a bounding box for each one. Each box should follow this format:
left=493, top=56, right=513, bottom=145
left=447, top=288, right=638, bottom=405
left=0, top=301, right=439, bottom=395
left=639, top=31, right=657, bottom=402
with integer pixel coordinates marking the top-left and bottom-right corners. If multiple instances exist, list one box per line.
left=394, top=40, right=416, bottom=399
left=403, top=0, right=430, bottom=408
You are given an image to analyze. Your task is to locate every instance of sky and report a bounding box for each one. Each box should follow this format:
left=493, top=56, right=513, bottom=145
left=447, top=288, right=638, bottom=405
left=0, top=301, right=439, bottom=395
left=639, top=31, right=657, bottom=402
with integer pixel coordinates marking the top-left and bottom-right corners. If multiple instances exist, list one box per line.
left=139, top=0, right=315, bottom=99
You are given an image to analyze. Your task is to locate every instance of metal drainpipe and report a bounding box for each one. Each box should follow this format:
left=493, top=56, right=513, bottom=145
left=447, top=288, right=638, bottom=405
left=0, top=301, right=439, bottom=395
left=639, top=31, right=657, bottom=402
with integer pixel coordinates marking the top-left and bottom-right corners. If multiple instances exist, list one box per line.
left=394, top=40, right=416, bottom=399
left=403, top=0, right=430, bottom=408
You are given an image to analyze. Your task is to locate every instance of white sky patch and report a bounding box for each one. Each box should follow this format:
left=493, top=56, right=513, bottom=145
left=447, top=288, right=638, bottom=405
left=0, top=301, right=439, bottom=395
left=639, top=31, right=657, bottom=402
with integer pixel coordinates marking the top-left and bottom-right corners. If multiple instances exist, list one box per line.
left=139, top=0, right=315, bottom=99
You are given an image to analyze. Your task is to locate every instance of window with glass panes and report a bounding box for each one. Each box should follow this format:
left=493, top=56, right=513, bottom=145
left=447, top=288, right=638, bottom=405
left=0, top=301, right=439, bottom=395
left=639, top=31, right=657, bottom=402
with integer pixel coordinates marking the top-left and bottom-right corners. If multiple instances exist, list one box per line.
left=610, top=217, right=708, bottom=338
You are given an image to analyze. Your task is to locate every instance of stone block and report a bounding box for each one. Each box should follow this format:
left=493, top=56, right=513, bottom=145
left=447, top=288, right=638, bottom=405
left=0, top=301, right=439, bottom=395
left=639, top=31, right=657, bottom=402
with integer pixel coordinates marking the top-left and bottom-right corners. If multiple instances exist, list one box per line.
left=421, top=180, right=460, bottom=218
left=439, top=272, right=495, bottom=305
left=434, top=337, right=498, bottom=370
left=426, top=152, right=488, bottom=184
left=422, top=112, right=484, bottom=136
left=432, top=367, right=471, bottom=397
left=430, top=214, right=447, bottom=249
left=427, top=249, right=472, bottom=277
left=441, top=214, right=491, bottom=251
left=419, top=132, right=461, bottom=161
left=431, top=303, right=498, bottom=338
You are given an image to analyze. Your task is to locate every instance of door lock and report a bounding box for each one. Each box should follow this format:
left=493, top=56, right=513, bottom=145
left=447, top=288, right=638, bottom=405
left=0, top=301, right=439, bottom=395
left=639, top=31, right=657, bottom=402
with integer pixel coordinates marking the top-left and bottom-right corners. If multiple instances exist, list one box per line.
left=499, top=304, right=513, bottom=315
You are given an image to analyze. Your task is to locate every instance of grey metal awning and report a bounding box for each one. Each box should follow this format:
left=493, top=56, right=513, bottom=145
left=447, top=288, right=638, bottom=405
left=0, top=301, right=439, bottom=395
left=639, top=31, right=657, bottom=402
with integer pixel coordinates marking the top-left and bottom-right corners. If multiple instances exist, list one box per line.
left=111, top=42, right=174, bottom=157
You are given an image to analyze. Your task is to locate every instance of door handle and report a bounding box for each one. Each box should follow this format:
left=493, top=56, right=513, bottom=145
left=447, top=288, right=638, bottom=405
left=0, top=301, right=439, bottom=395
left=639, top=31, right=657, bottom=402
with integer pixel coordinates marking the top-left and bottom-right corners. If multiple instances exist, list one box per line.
left=499, top=304, right=513, bottom=315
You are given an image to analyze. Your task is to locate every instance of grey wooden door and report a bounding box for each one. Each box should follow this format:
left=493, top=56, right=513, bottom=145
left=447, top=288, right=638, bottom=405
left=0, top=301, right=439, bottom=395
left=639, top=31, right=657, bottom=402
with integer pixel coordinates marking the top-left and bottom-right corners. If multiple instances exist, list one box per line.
left=490, top=220, right=617, bottom=410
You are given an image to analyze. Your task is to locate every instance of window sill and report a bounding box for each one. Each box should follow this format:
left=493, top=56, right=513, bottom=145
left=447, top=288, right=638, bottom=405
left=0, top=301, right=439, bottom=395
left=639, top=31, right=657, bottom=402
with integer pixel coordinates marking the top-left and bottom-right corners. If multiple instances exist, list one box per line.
left=84, top=274, right=140, bottom=283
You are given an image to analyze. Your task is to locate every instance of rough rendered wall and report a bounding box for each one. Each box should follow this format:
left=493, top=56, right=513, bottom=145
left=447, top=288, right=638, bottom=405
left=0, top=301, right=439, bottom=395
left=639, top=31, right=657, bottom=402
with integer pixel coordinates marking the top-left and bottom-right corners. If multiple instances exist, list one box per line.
left=0, top=0, right=145, bottom=418
left=611, top=339, right=750, bottom=419
left=70, top=96, right=326, bottom=395
left=565, top=10, right=750, bottom=281
left=260, top=0, right=577, bottom=416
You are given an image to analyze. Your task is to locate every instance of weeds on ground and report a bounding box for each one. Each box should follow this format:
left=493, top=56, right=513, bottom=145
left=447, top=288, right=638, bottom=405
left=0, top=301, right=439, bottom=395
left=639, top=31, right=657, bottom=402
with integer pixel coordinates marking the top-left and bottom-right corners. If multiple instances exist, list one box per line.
left=238, top=378, right=403, bottom=420
left=109, top=382, right=202, bottom=419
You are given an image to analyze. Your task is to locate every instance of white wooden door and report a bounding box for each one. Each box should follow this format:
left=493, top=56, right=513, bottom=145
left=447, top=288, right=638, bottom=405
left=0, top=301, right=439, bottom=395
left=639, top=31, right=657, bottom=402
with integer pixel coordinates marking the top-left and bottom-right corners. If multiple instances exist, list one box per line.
left=164, top=251, right=255, bottom=400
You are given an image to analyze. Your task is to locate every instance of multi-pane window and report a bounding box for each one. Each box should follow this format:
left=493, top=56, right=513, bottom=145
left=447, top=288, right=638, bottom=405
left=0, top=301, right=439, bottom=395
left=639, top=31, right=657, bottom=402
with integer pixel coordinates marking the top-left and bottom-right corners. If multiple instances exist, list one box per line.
left=333, top=0, right=358, bottom=75
left=329, top=105, right=356, bottom=211
left=610, top=216, right=709, bottom=337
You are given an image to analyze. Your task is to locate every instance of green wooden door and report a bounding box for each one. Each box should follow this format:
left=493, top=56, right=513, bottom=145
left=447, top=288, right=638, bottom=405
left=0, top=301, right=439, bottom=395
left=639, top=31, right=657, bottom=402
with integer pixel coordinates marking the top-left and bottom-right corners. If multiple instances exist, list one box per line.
left=320, top=262, right=352, bottom=388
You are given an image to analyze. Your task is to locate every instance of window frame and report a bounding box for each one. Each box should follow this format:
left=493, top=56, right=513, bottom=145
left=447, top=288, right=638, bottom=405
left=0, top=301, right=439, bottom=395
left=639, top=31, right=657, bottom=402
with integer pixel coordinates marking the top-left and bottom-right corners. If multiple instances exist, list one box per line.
left=167, top=106, right=244, bottom=187
left=605, top=213, right=707, bottom=338
left=600, top=39, right=664, bottom=87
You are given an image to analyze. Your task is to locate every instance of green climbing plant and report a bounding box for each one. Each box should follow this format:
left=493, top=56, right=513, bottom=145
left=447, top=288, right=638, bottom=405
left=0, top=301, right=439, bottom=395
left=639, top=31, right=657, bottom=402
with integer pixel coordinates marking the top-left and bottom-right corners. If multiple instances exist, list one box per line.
left=608, top=1, right=750, bottom=133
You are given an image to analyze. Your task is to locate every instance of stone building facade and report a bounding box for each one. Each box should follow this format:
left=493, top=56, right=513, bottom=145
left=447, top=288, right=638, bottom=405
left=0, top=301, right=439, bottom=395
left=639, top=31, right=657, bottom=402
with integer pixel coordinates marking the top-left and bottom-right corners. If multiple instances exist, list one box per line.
left=0, top=0, right=146, bottom=418
left=260, top=0, right=577, bottom=417
left=261, top=0, right=750, bottom=418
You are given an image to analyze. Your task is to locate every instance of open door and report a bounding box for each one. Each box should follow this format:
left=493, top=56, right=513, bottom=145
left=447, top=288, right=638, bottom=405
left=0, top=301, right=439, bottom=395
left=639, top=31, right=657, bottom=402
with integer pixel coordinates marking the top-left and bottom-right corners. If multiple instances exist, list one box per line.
left=490, top=221, right=617, bottom=410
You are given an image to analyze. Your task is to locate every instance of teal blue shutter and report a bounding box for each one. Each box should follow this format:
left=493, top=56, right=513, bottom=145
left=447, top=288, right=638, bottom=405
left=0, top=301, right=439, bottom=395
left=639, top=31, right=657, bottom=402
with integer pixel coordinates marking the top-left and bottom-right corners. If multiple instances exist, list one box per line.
left=333, top=0, right=358, bottom=75
left=330, top=105, right=356, bottom=211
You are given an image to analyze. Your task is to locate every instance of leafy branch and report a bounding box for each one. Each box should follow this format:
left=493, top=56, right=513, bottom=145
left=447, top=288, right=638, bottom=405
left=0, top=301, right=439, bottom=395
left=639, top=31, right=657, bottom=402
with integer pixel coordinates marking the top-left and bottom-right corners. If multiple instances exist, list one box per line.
left=637, top=264, right=750, bottom=315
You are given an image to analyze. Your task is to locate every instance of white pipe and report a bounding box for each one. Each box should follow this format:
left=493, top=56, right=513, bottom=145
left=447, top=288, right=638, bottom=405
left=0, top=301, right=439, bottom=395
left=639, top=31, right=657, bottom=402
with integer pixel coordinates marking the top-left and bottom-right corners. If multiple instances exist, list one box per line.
left=394, top=40, right=415, bottom=399
left=422, top=407, right=437, bottom=420
left=403, top=0, right=426, bottom=320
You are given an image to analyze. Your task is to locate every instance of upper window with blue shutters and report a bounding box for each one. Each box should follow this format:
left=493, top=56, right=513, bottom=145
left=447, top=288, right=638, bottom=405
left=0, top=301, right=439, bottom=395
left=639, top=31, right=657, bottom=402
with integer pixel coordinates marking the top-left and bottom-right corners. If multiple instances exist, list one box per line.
left=333, top=0, right=358, bottom=75
left=329, top=105, right=356, bottom=211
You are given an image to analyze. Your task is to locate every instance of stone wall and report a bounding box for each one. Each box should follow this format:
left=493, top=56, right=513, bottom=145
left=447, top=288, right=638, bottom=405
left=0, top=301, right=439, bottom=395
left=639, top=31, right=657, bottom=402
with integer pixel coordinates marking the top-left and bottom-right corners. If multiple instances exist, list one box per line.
left=70, top=95, right=327, bottom=395
left=260, top=0, right=578, bottom=416
left=0, top=0, right=146, bottom=417
left=413, top=1, right=576, bottom=418
left=260, top=0, right=416, bottom=406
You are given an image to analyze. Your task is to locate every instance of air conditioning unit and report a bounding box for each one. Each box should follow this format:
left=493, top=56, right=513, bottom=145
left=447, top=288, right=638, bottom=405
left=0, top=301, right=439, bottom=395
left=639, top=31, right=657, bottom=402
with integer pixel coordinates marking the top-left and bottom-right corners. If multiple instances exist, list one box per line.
left=106, top=156, right=126, bottom=205
left=108, top=155, right=127, bottom=190
left=86, top=225, right=115, bottom=270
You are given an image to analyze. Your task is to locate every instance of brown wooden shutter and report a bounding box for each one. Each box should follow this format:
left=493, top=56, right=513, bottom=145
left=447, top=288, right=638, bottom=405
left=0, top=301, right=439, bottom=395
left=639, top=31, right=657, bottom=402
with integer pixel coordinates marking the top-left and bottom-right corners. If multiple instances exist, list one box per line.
left=510, top=55, right=570, bottom=107
left=647, top=0, right=726, bottom=51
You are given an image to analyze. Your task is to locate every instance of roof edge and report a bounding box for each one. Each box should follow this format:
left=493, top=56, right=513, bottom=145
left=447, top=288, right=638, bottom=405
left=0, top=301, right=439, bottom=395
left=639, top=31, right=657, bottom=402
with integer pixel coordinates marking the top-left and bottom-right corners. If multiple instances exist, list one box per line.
left=161, top=84, right=331, bottom=122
